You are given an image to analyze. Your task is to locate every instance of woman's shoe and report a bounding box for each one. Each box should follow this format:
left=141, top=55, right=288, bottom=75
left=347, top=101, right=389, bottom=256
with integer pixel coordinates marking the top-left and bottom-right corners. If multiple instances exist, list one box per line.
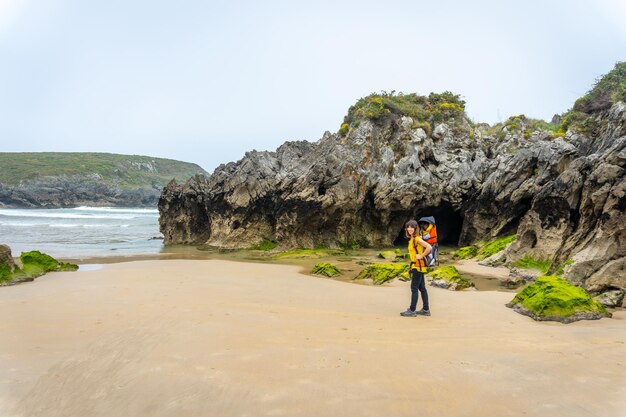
left=416, top=309, right=431, bottom=316
left=400, top=309, right=417, bottom=317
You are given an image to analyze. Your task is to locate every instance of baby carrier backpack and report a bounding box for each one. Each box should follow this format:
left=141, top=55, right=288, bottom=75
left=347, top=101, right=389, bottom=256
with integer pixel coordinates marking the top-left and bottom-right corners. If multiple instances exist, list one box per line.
left=418, top=216, right=439, bottom=267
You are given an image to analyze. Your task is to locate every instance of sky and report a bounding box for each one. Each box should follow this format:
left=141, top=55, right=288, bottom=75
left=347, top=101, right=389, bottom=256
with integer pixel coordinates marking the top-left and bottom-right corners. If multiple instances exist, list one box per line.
left=0, top=0, right=625, bottom=173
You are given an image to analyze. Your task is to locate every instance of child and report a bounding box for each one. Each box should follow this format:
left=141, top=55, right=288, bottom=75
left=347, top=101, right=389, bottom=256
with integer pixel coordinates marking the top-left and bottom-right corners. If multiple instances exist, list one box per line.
left=400, top=220, right=432, bottom=317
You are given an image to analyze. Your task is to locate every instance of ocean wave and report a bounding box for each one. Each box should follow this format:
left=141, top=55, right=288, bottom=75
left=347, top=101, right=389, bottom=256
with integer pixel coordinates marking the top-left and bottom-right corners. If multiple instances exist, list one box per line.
left=74, top=206, right=158, bottom=214
left=0, top=207, right=161, bottom=258
left=0, top=210, right=138, bottom=220
left=0, top=222, right=38, bottom=227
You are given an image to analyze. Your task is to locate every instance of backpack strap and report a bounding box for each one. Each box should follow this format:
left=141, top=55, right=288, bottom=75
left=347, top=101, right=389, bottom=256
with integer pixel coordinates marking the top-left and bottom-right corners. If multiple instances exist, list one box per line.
left=412, top=237, right=427, bottom=269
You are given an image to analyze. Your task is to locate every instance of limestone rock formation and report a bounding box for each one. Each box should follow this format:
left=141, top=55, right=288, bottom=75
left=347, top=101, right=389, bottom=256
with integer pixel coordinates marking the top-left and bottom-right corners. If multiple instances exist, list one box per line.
left=159, top=65, right=626, bottom=297
left=505, top=102, right=626, bottom=297
left=0, top=244, right=16, bottom=272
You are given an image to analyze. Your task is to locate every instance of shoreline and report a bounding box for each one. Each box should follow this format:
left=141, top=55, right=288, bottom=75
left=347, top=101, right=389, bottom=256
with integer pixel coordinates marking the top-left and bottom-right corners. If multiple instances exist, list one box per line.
left=1, top=259, right=624, bottom=417
left=4, top=245, right=615, bottom=297
left=63, top=245, right=517, bottom=289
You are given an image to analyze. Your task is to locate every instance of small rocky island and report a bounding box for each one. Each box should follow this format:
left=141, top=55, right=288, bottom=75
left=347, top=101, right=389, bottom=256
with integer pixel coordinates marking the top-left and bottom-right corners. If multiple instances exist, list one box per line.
left=159, top=63, right=626, bottom=307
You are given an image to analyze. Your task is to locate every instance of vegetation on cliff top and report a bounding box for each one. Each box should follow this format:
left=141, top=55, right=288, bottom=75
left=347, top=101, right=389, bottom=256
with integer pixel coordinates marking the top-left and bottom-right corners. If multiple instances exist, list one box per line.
left=553, top=62, right=626, bottom=136
left=573, top=61, right=626, bottom=114
left=341, top=91, right=467, bottom=136
left=342, top=62, right=625, bottom=142
left=0, top=152, right=208, bottom=188
left=480, top=114, right=560, bottom=140
left=506, top=275, right=610, bottom=323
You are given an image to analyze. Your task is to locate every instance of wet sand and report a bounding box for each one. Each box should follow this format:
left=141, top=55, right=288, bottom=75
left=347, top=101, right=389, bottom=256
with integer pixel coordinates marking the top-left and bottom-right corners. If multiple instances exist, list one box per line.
left=454, top=259, right=511, bottom=279
left=1, top=260, right=625, bottom=417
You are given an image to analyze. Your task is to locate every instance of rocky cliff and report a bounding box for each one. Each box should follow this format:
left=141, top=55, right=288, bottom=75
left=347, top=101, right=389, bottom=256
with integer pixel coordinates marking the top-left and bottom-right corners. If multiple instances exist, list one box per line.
left=0, top=153, right=208, bottom=208
left=159, top=64, right=626, bottom=296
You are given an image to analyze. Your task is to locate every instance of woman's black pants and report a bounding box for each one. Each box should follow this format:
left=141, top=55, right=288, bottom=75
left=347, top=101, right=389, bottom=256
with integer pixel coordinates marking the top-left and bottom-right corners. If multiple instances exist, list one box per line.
left=410, top=269, right=429, bottom=311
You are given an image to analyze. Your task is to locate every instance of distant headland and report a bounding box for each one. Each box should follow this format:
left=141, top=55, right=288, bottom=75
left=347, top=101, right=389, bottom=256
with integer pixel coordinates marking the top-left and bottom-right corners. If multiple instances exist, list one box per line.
left=0, top=152, right=208, bottom=208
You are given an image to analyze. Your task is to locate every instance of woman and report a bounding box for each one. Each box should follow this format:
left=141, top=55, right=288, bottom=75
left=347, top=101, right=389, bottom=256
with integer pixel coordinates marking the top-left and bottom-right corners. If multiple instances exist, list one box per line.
left=401, top=220, right=432, bottom=317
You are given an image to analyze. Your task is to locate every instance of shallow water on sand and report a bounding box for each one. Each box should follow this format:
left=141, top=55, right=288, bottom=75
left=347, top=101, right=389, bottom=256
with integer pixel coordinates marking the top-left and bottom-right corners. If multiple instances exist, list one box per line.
left=461, top=272, right=517, bottom=292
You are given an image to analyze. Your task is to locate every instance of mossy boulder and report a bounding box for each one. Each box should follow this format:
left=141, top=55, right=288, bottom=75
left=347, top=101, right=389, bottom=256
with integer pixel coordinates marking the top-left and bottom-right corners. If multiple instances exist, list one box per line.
left=476, top=235, right=516, bottom=260
left=312, top=262, right=341, bottom=277
left=20, top=251, right=79, bottom=278
left=506, top=275, right=612, bottom=323
left=427, top=265, right=474, bottom=290
left=1, top=244, right=16, bottom=284
left=378, top=249, right=404, bottom=261
left=355, top=263, right=410, bottom=285
left=0, top=245, right=27, bottom=285
left=452, top=245, right=478, bottom=260
left=0, top=264, right=12, bottom=283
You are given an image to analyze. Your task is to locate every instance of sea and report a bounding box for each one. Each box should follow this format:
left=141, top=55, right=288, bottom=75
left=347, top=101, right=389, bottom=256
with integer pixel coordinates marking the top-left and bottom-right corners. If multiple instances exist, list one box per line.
left=0, top=206, right=163, bottom=260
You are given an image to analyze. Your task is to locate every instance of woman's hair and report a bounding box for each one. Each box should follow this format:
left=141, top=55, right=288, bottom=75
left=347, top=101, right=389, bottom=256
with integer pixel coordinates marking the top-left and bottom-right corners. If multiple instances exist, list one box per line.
left=405, top=220, right=418, bottom=239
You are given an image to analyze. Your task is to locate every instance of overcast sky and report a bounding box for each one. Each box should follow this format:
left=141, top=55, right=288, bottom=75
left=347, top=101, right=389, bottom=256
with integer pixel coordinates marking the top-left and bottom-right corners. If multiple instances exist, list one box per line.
left=1, top=0, right=625, bottom=172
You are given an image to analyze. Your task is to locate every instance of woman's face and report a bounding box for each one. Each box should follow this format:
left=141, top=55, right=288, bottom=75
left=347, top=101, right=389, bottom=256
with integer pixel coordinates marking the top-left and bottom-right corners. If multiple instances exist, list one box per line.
left=406, top=225, right=416, bottom=236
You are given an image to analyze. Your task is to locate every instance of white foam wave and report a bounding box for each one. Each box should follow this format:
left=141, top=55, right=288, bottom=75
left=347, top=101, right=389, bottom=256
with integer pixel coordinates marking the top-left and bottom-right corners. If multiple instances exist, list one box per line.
left=0, top=222, right=38, bottom=227
left=74, top=206, right=158, bottom=214
left=0, top=211, right=137, bottom=220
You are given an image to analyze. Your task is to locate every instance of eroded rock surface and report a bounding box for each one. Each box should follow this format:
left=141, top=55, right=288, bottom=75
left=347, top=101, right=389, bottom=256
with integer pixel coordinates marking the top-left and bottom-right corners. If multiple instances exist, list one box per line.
left=159, top=101, right=625, bottom=296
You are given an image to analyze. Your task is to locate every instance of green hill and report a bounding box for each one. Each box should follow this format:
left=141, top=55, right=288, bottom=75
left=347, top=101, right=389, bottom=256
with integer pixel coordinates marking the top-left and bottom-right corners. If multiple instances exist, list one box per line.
left=0, top=152, right=208, bottom=188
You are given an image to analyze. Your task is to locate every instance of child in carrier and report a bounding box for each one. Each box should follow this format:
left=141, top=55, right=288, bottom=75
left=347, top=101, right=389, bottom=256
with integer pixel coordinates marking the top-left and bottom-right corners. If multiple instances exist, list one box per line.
left=418, top=216, right=438, bottom=267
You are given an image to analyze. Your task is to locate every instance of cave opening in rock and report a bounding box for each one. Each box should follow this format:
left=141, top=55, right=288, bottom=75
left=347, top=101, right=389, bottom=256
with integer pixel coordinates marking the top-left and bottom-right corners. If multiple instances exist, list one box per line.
left=392, top=203, right=464, bottom=247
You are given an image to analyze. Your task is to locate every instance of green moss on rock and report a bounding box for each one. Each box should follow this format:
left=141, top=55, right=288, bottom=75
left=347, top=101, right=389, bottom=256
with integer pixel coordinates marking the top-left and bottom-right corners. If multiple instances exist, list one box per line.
left=378, top=249, right=404, bottom=261
left=0, top=264, right=12, bottom=283
left=312, top=262, right=342, bottom=277
left=452, top=245, right=478, bottom=260
left=506, top=275, right=611, bottom=323
left=274, top=248, right=345, bottom=259
left=20, top=251, right=79, bottom=278
left=428, top=265, right=474, bottom=290
left=512, top=255, right=551, bottom=274
left=476, top=235, right=516, bottom=260
left=555, top=259, right=575, bottom=276
left=355, top=263, right=410, bottom=285
left=249, top=239, right=279, bottom=251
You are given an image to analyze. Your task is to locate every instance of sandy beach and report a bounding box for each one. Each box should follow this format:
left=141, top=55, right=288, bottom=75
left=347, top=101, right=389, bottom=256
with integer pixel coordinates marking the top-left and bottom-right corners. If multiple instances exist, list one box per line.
left=1, top=260, right=625, bottom=417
